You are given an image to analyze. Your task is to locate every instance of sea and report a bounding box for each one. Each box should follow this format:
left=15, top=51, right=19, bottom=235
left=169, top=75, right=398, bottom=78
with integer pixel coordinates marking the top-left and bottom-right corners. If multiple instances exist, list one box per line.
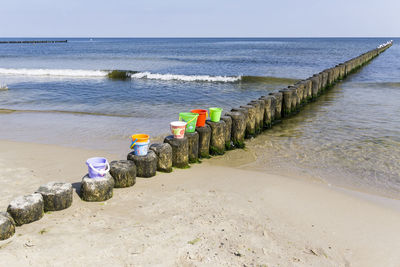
left=0, top=38, right=399, bottom=198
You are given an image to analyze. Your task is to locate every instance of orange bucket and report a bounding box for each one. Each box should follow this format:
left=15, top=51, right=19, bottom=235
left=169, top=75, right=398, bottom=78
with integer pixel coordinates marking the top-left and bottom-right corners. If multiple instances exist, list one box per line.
left=130, top=134, right=149, bottom=149
left=191, top=109, right=208, bottom=127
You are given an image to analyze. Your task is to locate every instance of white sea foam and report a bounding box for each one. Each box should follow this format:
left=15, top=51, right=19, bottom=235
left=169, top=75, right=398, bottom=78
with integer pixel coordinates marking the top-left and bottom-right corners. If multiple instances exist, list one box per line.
left=0, top=68, right=108, bottom=77
left=0, top=83, right=7, bottom=90
left=0, top=68, right=241, bottom=83
left=130, top=72, right=241, bottom=83
left=377, top=40, right=393, bottom=48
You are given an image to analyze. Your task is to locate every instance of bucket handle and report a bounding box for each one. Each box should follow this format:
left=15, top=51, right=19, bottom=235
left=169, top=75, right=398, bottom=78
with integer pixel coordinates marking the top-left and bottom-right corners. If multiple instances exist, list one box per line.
left=179, top=115, right=198, bottom=125
left=130, top=138, right=138, bottom=149
left=89, top=161, right=110, bottom=176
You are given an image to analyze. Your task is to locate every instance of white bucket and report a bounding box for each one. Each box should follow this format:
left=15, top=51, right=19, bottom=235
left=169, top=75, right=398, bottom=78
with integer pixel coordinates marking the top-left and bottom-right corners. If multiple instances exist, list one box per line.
left=170, top=121, right=187, bottom=139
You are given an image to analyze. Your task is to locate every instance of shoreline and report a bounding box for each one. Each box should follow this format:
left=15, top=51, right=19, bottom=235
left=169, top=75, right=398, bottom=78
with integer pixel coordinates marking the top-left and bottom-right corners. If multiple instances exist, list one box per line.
left=2, top=138, right=400, bottom=210
left=1, top=139, right=400, bottom=266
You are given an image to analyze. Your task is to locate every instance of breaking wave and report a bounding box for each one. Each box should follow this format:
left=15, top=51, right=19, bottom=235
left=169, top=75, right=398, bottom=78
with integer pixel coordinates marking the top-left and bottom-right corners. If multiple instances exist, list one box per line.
left=0, top=68, right=241, bottom=83
left=130, top=72, right=240, bottom=82
left=0, top=68, right=295, bottom=84
left=0, top=68, right=108, bottom=77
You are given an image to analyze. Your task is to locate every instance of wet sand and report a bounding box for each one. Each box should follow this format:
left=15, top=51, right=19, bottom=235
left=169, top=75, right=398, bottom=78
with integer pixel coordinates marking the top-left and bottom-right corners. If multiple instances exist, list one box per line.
left=1, top=140, right=400, bottom=266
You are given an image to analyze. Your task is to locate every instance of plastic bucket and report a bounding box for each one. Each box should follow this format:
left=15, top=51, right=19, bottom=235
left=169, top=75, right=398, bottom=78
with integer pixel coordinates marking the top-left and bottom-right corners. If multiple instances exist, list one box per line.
left=170, top=121, right=187, bottom=139
left=179, top=112, right=199, bottom=133
left=191, top=109, right=208, bottom=127
left=209, top=107, right=223, bottom=122
left=130, top=134, right=149, bottom=149
left=86, top=157, right=110, bottom=178
left=133, top=140, right=150, bottom=156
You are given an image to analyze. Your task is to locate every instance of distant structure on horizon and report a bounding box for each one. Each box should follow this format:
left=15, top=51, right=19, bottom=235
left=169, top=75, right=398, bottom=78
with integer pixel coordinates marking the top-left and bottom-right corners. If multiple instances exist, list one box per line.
left=0, top=40, right=67, bottom=44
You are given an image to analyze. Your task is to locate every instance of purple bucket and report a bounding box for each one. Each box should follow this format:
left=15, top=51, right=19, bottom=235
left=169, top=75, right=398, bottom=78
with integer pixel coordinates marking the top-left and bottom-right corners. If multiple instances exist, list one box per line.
left=86, top=157, right=110, bottom=178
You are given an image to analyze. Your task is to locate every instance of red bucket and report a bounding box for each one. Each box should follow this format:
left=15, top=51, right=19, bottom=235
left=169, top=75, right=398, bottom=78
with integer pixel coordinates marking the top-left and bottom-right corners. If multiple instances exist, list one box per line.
left=191, top=109, right=208, bottom=127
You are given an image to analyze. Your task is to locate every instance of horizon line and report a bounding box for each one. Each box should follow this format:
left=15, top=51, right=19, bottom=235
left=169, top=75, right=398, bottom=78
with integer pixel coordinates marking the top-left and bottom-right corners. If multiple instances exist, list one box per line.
left=0, top=36, right=398, bottom=39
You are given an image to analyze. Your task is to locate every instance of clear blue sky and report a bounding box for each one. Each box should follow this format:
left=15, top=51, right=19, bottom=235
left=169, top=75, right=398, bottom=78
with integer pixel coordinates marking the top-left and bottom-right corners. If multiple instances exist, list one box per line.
left=1, top=0, right=399, bottom=37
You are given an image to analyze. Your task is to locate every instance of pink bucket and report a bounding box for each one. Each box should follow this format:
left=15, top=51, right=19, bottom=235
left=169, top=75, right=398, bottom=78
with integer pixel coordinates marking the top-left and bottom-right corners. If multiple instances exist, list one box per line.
left=170, top=121, right=187, bottom=139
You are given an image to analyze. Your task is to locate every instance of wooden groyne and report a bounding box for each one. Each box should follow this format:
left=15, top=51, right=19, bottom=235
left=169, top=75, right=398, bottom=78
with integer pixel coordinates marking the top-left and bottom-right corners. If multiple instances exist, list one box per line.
left=0, top=41, right=393, bottom=241
left=0, top=40, right=67, bottom=44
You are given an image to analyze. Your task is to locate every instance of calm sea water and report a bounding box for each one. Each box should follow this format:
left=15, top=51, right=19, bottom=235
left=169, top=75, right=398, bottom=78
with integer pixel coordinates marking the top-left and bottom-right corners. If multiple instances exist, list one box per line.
left=0, top=38, right=399, bottom=198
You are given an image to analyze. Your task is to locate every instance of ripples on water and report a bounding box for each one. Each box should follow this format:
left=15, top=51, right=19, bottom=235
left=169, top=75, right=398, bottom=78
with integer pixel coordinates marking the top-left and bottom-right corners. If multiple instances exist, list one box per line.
left=244, top=80, right=400, bottom=199
left=0, top=38, right=399, bottom=198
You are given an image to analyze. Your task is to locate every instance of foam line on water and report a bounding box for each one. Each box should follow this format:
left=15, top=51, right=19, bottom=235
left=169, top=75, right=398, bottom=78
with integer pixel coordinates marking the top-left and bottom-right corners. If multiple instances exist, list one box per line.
left=0, top=108, right=132, bottom=117
left=0, top=68, right=108, bottom=77
left=130, top=72, right=241, bottom=83
left=0, top=68, right=294, bottom=84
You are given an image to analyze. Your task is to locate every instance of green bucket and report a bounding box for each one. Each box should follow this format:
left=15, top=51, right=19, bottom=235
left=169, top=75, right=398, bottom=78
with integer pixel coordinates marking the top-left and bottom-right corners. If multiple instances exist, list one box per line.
left=179, top=112, right=199, bottom=133
left=209, top=108, right=223, bottom=122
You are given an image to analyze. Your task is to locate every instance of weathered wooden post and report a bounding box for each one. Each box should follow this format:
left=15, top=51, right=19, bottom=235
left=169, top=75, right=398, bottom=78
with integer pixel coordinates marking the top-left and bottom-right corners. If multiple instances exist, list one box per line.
left=231, top=107, right=249, bottom=128
left=185, top=132, right=199, bottom=163
left=268, top=93, right=279, bottom=121
left=250, top=99, right=265, bottom=131
left=0, top=212, right=15, bottom=240
left=288, top=86, right=298, bottom=113
left=81, top=173, right=114, bottom=201
left=321, top=71, right=329, bottom=91
left=301, top=80, right=309, bottom=103
left=110, top=160, right=137, bottom=187
left=280, top=89, right=292, bottom=117
left=338, top=64, right=345, bottom=79
left=164, top=136, right=189, bottom=168
left=127, top=150, right=158, bottom=177
left=315, top=73, right=324, bottom=95
left=311, top=76, right=320, bottom=100
left=149, top=143, right=173, bottom=172
left=344, top=62, right=351, bottom=77
left=266, top=96, right=275, bottom=127
left=226, top=111, right=246, bottom=148
left=327, top=68, right=335, bottom=87
left=232, top=107, right=254, bottom=138
left=295, top=82, right=306, bottom=105
left=196, top=124, right=211, bottom=158
left=221, top=115, right=233, bottom=150
left=333, top=66, right=340, bottom=83
left=259, top=96, right=272, bottom=128
left=304, top=79, right=312, bottom=101
left=7, top=194, right=44, bottom=226
left=206, top=120, right=226, bottom=155
left=36, top=182, right=73, bottom=210
left=248, top=100, right=263, bottom=133
left=240, top=105, right=257, bottom=137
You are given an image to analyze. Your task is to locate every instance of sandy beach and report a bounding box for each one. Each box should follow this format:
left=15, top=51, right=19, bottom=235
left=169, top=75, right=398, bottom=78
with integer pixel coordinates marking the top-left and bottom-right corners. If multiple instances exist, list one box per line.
left=1, top=139, right=400, bottom=267
left=0, top=0, right=398, bottom=265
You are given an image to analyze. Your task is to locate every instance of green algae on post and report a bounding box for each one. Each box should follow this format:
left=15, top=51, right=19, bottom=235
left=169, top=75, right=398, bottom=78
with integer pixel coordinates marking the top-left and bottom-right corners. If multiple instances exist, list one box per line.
left=107, top=70, right=137, bottom=80
left=35, top=182, right=73, bottom=211
left=206, top=120, right=226, bottom=156
left=80, top=173, right=114, bottom=201
left=196, top=125, right=212, bottom=158
left=221, top=115, right=233, bottom=150
left=149, top=143, right=173, bottom=173
left=163, top=136, right=189, bottom=168
left=186, top=132, right=200, bottom=164
left=188, top=237, right=201, bottom=245
left=226, top=111, right=246, bottom=148
left=109, top=160, right=137, bottom=188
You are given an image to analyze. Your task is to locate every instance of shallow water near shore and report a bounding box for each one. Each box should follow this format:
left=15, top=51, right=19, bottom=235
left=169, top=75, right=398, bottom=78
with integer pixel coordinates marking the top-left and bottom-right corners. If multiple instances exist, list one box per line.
left=229, top=79, right=400, bottom=199
left=0, top=38, right=399, bottom=198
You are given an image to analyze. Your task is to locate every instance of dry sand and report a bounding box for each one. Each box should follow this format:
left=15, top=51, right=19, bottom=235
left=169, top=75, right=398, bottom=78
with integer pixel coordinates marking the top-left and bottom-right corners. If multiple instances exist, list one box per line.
left=1, top=140, right=400, bottom=267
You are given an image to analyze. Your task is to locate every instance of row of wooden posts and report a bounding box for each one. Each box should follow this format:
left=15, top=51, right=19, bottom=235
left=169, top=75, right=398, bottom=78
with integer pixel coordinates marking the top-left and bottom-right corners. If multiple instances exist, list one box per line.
left=0, top=41, right=393, bottom=241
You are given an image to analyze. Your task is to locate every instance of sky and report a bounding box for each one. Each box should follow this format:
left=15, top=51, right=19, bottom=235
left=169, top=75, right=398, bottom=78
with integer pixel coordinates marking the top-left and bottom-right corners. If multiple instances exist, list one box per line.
left=1, top=0, right=399, bottom=37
